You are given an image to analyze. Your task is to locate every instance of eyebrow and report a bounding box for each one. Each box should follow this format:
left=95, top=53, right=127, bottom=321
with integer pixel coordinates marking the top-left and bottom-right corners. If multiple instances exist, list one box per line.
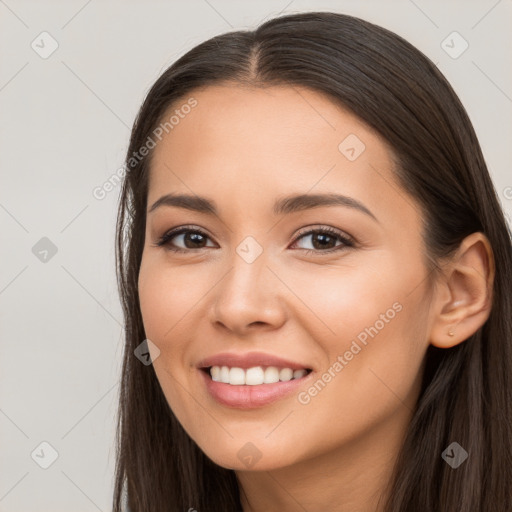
left=148, top=192, right=378, bottom=222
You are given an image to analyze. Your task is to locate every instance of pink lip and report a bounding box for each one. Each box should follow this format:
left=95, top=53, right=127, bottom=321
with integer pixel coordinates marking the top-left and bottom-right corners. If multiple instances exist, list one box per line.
left=199, top=368, right=313, bottom=409
left=196, top=351, right=312, bottom=371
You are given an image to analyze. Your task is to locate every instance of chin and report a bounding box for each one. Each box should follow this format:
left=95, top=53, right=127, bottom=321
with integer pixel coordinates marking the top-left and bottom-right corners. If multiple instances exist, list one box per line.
left=207, top=452, right=289, bottom=472
left=194, top=436, right=303, bottom=472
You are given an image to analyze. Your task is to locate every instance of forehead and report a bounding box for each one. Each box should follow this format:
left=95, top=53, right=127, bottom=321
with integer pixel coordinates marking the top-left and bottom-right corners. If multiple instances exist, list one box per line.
left=147, top=84, right=417, bottom=227
left=150, top=84, right=390, bottom=170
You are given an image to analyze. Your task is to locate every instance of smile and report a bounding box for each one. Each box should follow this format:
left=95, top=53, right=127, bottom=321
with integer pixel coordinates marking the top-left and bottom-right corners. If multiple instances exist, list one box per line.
left=206, top=365, right=311, bottom=385
left=199, top=366, right=314, bottom=409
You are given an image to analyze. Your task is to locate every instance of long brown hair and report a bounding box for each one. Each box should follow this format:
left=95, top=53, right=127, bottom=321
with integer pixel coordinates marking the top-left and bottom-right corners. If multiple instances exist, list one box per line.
left=113, top=11, right=512, bottom=511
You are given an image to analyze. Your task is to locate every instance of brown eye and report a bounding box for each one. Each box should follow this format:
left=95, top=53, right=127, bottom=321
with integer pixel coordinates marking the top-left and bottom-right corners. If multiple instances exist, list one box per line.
left=154, top=227, right=216, bottom=252
left=304, top=232, right=338, bottom=250
left=291, top=227, right=354, bottom=254
left=179, top=232, right=208, bottom=249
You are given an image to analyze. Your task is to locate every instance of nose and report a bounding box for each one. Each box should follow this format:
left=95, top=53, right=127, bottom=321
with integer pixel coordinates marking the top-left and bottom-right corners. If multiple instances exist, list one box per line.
left=210, top=252, right=287, bottom=336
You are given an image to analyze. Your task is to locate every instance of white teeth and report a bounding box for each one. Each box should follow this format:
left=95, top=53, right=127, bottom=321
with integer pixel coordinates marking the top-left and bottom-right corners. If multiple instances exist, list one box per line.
left=245, top=366, right=264, bottom=385
left=293, top=369, right=307, bottom=379
left=229, top=367, right=245, bottom=385
left=211, top=366, right=221, bottom=381
left=264, top=366, right=280, bottom=384
left=220, top=366, right=230, bottom=382
left=208, top=365, right=309, bottom=385
left=279, top=368, right=293, bottom=381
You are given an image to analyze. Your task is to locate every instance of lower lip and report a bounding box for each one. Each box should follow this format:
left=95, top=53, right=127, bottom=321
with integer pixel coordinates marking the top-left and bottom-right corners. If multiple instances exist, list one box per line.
left=199, top=369, right=312, bottom=409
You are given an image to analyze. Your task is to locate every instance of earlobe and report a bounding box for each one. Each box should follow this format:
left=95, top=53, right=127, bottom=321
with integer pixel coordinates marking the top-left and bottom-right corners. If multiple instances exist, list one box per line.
left=429, top=232, right=495, bottom=349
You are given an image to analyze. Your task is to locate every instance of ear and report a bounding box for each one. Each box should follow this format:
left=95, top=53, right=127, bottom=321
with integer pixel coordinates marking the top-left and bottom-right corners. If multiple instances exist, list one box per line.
left=429, top=232, right=495, bottom=348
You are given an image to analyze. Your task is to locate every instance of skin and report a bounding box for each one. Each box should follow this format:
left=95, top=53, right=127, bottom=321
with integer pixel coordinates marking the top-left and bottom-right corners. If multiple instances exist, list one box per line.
left=137, top=84, right=494, bottom=512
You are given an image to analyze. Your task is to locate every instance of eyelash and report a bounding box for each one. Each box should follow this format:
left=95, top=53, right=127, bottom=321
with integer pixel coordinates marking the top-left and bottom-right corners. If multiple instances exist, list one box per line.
left=153, top=224, right=355, bottom=256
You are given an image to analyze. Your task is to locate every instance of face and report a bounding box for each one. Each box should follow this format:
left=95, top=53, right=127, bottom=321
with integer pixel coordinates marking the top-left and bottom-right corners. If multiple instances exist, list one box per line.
left=138, top=84, right=434, bottom=471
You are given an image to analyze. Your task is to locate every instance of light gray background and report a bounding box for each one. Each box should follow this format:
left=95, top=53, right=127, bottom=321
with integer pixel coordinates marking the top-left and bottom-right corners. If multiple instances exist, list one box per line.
left=1, top=1, right=510, bottom=510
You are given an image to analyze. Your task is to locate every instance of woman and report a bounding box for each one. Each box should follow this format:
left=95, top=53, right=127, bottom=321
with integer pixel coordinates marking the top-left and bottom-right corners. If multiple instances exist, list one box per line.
left=112, top=11, right=512, bottom=512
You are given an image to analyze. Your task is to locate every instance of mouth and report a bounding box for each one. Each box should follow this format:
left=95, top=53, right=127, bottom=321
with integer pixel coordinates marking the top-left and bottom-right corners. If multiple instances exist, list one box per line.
left=199, top=365, right=314, bottom=409
left=200, top=365, right=313, bottom=386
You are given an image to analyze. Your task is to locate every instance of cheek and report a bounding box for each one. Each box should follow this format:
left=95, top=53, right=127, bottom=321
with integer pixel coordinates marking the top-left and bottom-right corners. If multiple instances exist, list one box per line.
left=284, top=259, right=428, bottom=406
left=137, top=259, right=205, bottom=418
left=138, top=257, right=206, bottom=343
left=280, top=259, right=401, bottom=344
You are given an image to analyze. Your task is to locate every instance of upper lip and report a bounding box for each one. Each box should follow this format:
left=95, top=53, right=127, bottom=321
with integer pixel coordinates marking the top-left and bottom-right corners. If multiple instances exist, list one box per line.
left=197, top=351, right=312, bottom=371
